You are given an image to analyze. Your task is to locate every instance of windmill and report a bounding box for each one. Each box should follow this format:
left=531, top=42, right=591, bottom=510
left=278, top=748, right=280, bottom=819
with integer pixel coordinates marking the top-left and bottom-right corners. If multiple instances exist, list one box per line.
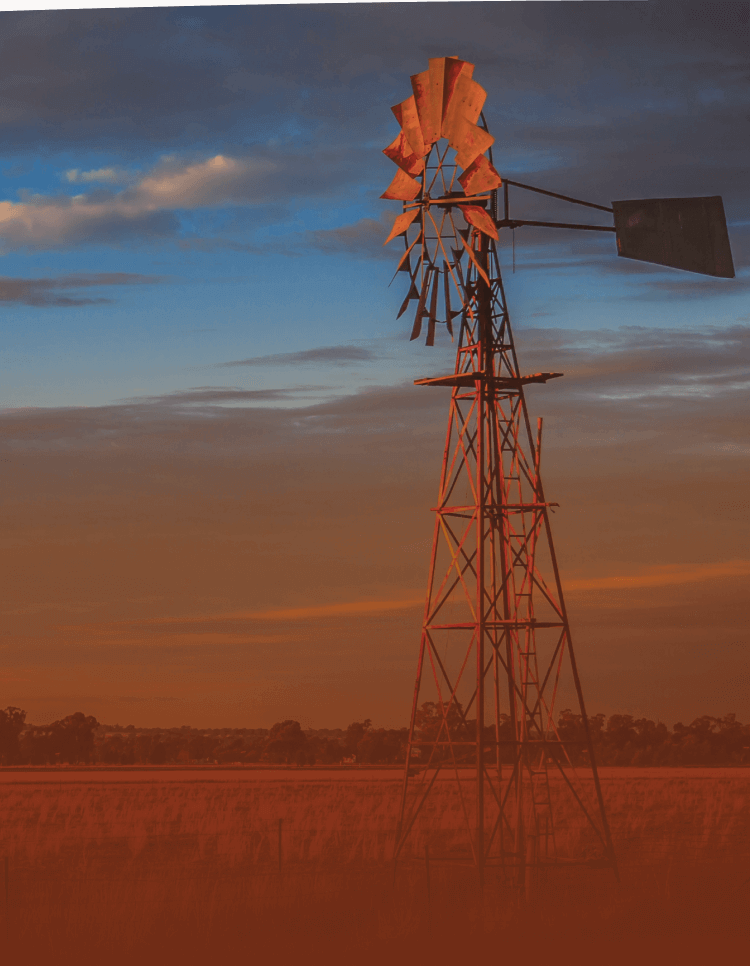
left=380, top=56, right=734, bottom=894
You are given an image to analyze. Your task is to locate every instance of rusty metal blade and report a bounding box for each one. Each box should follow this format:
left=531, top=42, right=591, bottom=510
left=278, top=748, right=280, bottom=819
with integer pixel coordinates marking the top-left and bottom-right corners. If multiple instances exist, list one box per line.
left=452, top=249, right=467, bottom=296
left=383, top=131, right=425, bottom=177
left=428, top=58, right=446, bottom=139
left=384, top=206, right=421, bottom=243
left=442, top=76, right=487, bottom=142
left=397, top=278, right=420, bottom=319
left=411, top=69, right=440, bottom=148
left=443, top=260, right=454, bottom=337
left=427, top=264, right=440, bottom=334
left=410, top=269, right=432, bottom=340
left=451, top=119, right=494, bottom=170
left=425, top=267, right=439, bottom=346
left=458, top=154, right=502, bottom=195
left=389, top=231, right=422, bottom=285
left=381, top=169, right=421, bottom=203
left=458, top=232, right=492, bottom=287
left=442, top=58, right=474, bottom=125
left=391, top=96, right=427, bottom=159
left=460, top=204, right=499, bottom=240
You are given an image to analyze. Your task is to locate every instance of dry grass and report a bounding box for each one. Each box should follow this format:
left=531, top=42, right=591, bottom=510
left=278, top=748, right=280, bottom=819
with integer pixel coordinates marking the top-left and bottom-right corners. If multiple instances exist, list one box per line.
left=1, top=769, right=749, bottom=966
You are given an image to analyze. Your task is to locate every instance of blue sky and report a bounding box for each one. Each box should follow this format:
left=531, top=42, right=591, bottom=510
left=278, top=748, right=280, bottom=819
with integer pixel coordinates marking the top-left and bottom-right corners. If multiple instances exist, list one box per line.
left=1, top=2, right=749, bottom=727
left=0, top=2, right=747, bottom=409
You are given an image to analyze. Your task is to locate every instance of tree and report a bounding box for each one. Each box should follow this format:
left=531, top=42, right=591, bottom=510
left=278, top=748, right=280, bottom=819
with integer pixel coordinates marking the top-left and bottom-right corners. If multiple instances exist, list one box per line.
left=308, top=736, right=344, bottom=764
left=356, top=728, right=405, bottom=764
left=55, top=712, right=99, bottom=764
left=264, top=720, right=309, bottom=764
left=0, top=707, right=26, bottom=764
left=345, top=720, right=371, bottom=756
left=149, top=740, right=167, bottom=765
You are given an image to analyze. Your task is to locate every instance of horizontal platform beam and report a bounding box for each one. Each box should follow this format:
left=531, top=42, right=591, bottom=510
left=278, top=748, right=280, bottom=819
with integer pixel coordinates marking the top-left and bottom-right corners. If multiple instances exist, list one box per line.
left=415, top=371, right=563, bottom=388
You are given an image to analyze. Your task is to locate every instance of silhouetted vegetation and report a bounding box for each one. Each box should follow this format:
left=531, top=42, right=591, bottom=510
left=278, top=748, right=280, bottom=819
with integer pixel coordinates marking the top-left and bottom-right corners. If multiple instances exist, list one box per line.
left=1, top=704, right=750, bottom=765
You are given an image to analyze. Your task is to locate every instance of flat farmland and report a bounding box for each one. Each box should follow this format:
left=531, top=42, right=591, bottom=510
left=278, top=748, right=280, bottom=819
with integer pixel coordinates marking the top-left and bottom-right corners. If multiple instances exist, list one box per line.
left=2, top=767, right=749, bottom=966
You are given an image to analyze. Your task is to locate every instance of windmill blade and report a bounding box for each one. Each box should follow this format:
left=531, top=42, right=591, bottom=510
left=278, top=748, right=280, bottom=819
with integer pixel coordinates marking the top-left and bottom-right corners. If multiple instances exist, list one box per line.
left=458, top=232, right=491, bottom=288
left=384, top=207, right=421, bottom=244
left=381, top=169, right=422, bottom=202
left=450, top=118, right=494, bottom=170
left=383, top=131, right=425, bottom=177
left=443, top=261, right=454, bottom=337
left=460, top=204, right=499, bottom=240
left=442, top=58, right=475, bottom=136
left=391, top=96, right=427, bottom=159
left=398, top=253, right=412, bottom=275
left=411, top=68, right=440, bottom=148
left=458, top=154, right=502, bottom=195
left=427, top=58, right=447, bottom=137
left=452, top=243, right=468, bottom=299
left=425, top=266, right=440, bottom=346
left=397, top=278, right=420, bottom=320
left=442, top=75, right=487, bottom=142
left=410, top=269, right=432, bottom=341
left=389, top=231, right=422, bottom=285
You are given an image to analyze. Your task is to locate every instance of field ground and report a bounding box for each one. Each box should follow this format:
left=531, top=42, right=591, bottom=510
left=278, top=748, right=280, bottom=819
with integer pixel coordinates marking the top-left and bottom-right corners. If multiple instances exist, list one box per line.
left=2, top=767, right=749, bottom=965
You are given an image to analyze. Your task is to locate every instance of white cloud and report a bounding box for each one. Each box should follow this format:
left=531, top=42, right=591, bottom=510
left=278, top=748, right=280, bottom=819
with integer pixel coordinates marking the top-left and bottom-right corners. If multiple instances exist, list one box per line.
left=0, top=154, right=279, bottom=251
left=135, top=154, right=276, bottom=208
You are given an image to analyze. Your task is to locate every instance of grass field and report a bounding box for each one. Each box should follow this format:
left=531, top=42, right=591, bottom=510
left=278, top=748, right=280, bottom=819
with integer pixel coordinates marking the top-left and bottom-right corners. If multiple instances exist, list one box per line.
left=2, top=768, right=749, bottom=965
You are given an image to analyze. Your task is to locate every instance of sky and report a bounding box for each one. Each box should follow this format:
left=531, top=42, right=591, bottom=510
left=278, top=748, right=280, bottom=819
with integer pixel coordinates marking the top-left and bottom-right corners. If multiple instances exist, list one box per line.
left=0, top=1, right=749, bottom=729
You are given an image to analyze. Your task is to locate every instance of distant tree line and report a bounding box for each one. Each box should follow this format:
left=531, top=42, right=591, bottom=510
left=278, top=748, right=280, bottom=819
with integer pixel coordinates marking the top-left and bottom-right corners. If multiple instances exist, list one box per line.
left=1, top=704, right=749, bottom=766
left=417, top=703, right=750, bottom=767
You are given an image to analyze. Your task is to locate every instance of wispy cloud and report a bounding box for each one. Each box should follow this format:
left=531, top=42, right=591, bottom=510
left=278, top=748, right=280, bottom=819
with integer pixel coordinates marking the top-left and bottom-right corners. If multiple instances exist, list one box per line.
left=0, top=271, right=165, bottom=306
left=117, top=384, right=335, bottom=407
left=566, top=560, right=750, bottom=592
left=215, top=346, right=376, bottom=368
left=61, top=595, right=423, bottom=632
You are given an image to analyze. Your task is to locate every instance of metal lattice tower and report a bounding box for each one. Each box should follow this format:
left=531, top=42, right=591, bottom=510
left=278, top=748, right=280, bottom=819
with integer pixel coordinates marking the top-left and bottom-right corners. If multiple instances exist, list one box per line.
left=380, top=56, right=732, bottom=892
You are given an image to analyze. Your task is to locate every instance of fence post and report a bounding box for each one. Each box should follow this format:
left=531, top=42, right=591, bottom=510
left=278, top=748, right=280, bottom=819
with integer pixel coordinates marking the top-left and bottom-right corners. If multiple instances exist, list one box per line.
left=278, top=819, right=283, bottom=872
left=424, top=842, right=431, bottom=929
